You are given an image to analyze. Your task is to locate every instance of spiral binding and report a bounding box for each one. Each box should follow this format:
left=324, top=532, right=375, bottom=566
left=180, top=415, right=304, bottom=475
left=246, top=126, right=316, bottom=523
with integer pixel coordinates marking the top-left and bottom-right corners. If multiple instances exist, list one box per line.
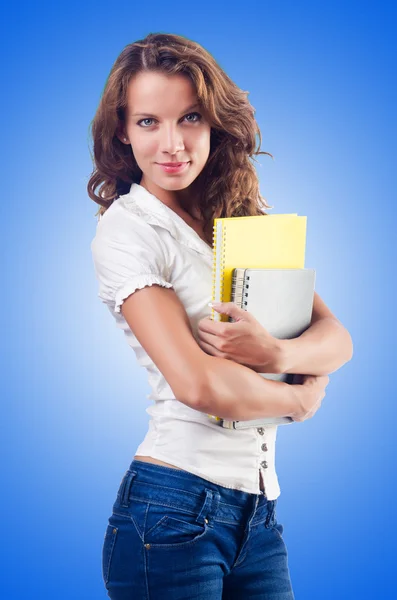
left=210, top=220, right=227, bottom=322
left=208, top=270, right=251, bottom=424
left=208, top=219, right=227, bottom=423
left=243, top=274, right=250, bottom=308
left=207, top=219, right=226, bottom=425
left=210, top=220, right=217, bottom=322
left=230, top=271, right=245, bottom=308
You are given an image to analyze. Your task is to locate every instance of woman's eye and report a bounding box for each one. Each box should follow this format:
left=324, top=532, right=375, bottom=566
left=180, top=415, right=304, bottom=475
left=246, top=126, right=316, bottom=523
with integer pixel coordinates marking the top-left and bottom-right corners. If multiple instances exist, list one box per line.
left=184, top=112, right=202, bottom=123
left=138, top=118, right=155, bottom=127
left=137, top=112, right=202, bottom=128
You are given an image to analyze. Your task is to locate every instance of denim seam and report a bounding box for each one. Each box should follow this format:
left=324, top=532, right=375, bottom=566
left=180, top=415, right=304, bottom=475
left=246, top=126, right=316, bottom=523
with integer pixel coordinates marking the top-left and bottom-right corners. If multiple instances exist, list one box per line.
left=103, top=526, right=118, bottom=585
left=112, top=510, right=145, bottom=542
left=143, top=513, right=150, bottom=600
left=271, top=524, right=284, bottom=542
left=116, top=498, right=242, bottom=527
left=130, top=481, right=202, bottom=499
left=130, top=498, right=202, bottom=513
left=143, top=522, right=209, bottom=549
left=128, top=493, right=243, bottom=516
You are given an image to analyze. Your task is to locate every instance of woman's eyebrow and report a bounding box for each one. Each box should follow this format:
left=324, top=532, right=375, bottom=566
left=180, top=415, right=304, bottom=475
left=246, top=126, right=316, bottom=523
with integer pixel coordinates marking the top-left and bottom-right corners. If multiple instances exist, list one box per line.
left=131, top=103, right=200, bottom=118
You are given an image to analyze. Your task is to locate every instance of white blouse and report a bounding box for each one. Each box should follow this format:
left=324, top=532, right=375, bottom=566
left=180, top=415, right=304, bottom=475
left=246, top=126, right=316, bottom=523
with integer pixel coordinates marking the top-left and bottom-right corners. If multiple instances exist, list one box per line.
left=91, top=182, right=281, bottom=499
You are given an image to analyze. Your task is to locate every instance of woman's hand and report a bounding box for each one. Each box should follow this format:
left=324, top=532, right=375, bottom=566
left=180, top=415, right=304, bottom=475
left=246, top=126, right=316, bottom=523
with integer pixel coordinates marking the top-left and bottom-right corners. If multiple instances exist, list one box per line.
left=197, top=302, right=284, bottom=374
left=289, top=374, right=330, bottom=422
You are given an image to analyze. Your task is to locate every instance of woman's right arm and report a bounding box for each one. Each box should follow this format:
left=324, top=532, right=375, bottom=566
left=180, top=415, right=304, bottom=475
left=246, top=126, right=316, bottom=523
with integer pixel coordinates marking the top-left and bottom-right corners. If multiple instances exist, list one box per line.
left=120, top=284, right=306, bottom=421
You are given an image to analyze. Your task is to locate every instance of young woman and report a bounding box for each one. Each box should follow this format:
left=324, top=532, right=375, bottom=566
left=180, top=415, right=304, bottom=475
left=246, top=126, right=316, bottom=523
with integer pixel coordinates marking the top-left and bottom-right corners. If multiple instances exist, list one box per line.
left=89, top=32, right=333, bottom=599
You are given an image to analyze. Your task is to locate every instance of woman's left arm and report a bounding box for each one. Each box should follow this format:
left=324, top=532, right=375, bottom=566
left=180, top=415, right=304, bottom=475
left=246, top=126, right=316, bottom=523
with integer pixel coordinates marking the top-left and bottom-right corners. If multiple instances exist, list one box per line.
left=197, top=292, right=353, bottom=377
left=278, top=290, right=354, bottom=375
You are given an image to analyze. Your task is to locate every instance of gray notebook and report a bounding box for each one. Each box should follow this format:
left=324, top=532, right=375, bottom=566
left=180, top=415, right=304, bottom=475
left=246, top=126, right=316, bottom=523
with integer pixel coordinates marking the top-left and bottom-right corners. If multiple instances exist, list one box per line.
left=216, top=267, right=316, bottom=430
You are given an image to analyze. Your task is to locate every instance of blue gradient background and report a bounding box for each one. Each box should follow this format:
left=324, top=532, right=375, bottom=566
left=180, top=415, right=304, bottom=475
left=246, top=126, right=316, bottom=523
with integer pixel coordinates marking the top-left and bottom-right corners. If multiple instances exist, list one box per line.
left=2, top=1, right=396, bottom=598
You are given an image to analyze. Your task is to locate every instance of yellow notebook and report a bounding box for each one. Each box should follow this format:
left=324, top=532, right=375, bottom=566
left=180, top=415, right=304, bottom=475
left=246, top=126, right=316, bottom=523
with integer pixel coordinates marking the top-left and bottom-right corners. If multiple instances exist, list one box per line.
left=210, top=214, right=307, bottom=322
left=208, top=213, right=307, bottom=424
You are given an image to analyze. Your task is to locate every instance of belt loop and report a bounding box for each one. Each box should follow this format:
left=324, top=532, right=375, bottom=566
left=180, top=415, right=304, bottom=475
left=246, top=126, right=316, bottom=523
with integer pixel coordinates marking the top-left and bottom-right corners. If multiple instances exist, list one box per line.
left=119, top=470, right=137, bottom=507
left=265, top=499, right=276, bottom=528
left=197, top=489, right=220, bottom=527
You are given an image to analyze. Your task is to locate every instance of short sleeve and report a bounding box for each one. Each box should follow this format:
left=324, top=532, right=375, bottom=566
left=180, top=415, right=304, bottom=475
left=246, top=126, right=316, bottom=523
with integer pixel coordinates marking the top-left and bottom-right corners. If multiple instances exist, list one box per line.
left=91, top=208, right=173, bottom=314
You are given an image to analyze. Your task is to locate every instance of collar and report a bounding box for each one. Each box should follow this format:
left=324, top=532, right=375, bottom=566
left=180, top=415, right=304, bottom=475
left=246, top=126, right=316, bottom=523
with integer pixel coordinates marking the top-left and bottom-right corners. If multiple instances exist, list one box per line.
left=123, top=183, right=213, bottom=258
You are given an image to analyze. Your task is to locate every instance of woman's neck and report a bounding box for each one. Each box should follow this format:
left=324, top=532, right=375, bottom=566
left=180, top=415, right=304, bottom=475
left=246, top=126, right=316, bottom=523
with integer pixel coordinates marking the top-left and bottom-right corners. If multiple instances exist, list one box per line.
left=140, top=176, right=203, bottom=222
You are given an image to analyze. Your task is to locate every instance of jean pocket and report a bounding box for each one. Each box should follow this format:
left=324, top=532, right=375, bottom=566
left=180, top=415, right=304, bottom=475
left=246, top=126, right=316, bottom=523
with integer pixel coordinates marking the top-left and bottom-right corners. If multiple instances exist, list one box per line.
left=144, top=502, right=209, bottom=548
left=102, top=524, right=118, bottom=586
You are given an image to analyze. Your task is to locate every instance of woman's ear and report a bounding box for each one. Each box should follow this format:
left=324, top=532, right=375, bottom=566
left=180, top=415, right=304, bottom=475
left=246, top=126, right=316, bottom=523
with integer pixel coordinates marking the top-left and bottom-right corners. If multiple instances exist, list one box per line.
left=116, top=130, right=129, bottom=144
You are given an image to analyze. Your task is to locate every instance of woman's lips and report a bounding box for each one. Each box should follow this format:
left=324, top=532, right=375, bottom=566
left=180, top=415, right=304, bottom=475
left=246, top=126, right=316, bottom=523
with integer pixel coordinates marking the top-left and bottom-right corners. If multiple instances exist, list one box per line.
left=156, top=162, right=190, bottom=174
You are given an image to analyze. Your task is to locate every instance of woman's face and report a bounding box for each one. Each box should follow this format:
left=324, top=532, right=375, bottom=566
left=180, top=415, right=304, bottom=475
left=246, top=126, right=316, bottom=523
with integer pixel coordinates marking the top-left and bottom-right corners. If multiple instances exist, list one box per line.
left=119, top=71, right=212, bottom=199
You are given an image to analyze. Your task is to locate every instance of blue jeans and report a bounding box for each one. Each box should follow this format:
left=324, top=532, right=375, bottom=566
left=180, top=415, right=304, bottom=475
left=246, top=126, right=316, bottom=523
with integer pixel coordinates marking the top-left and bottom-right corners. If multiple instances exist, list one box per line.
left=102, top=459, right=295, bottom=599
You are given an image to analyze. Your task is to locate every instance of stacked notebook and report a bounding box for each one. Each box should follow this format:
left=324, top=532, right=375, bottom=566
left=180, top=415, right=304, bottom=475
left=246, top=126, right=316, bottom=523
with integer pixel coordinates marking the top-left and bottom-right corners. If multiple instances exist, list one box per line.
left=208, top=213, right=316, bottom=430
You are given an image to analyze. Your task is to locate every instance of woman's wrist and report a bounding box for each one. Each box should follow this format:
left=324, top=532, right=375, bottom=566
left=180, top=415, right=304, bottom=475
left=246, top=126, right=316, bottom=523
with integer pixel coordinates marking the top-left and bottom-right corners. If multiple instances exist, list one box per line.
left=285, top=381, right=303, bottom=418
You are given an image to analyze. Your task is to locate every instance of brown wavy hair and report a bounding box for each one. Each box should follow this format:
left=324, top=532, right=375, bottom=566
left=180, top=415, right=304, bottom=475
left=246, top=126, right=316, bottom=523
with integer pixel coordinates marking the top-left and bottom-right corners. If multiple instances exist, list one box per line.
left=87, top=32, right=274, bottom=245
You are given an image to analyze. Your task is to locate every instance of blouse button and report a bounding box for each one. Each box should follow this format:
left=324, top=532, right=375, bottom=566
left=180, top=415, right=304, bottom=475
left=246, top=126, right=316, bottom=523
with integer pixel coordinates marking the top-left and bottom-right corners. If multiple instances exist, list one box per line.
left=257, top=427, right=265, bottom=435
left=261, top=460, right=268, bottom=469
left=261, top=443, right=268, bottom=452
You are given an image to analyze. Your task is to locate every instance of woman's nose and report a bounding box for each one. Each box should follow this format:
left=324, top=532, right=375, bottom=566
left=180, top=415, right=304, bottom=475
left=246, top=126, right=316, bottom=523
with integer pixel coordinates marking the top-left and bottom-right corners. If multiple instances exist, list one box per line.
left=159, top=124, right=185, bottom=154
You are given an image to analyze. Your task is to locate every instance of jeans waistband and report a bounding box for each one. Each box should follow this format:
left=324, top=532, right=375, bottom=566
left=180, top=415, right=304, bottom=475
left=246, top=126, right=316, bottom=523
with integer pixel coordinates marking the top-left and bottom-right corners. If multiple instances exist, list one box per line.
left=114, top=459, right=276, bottom=528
